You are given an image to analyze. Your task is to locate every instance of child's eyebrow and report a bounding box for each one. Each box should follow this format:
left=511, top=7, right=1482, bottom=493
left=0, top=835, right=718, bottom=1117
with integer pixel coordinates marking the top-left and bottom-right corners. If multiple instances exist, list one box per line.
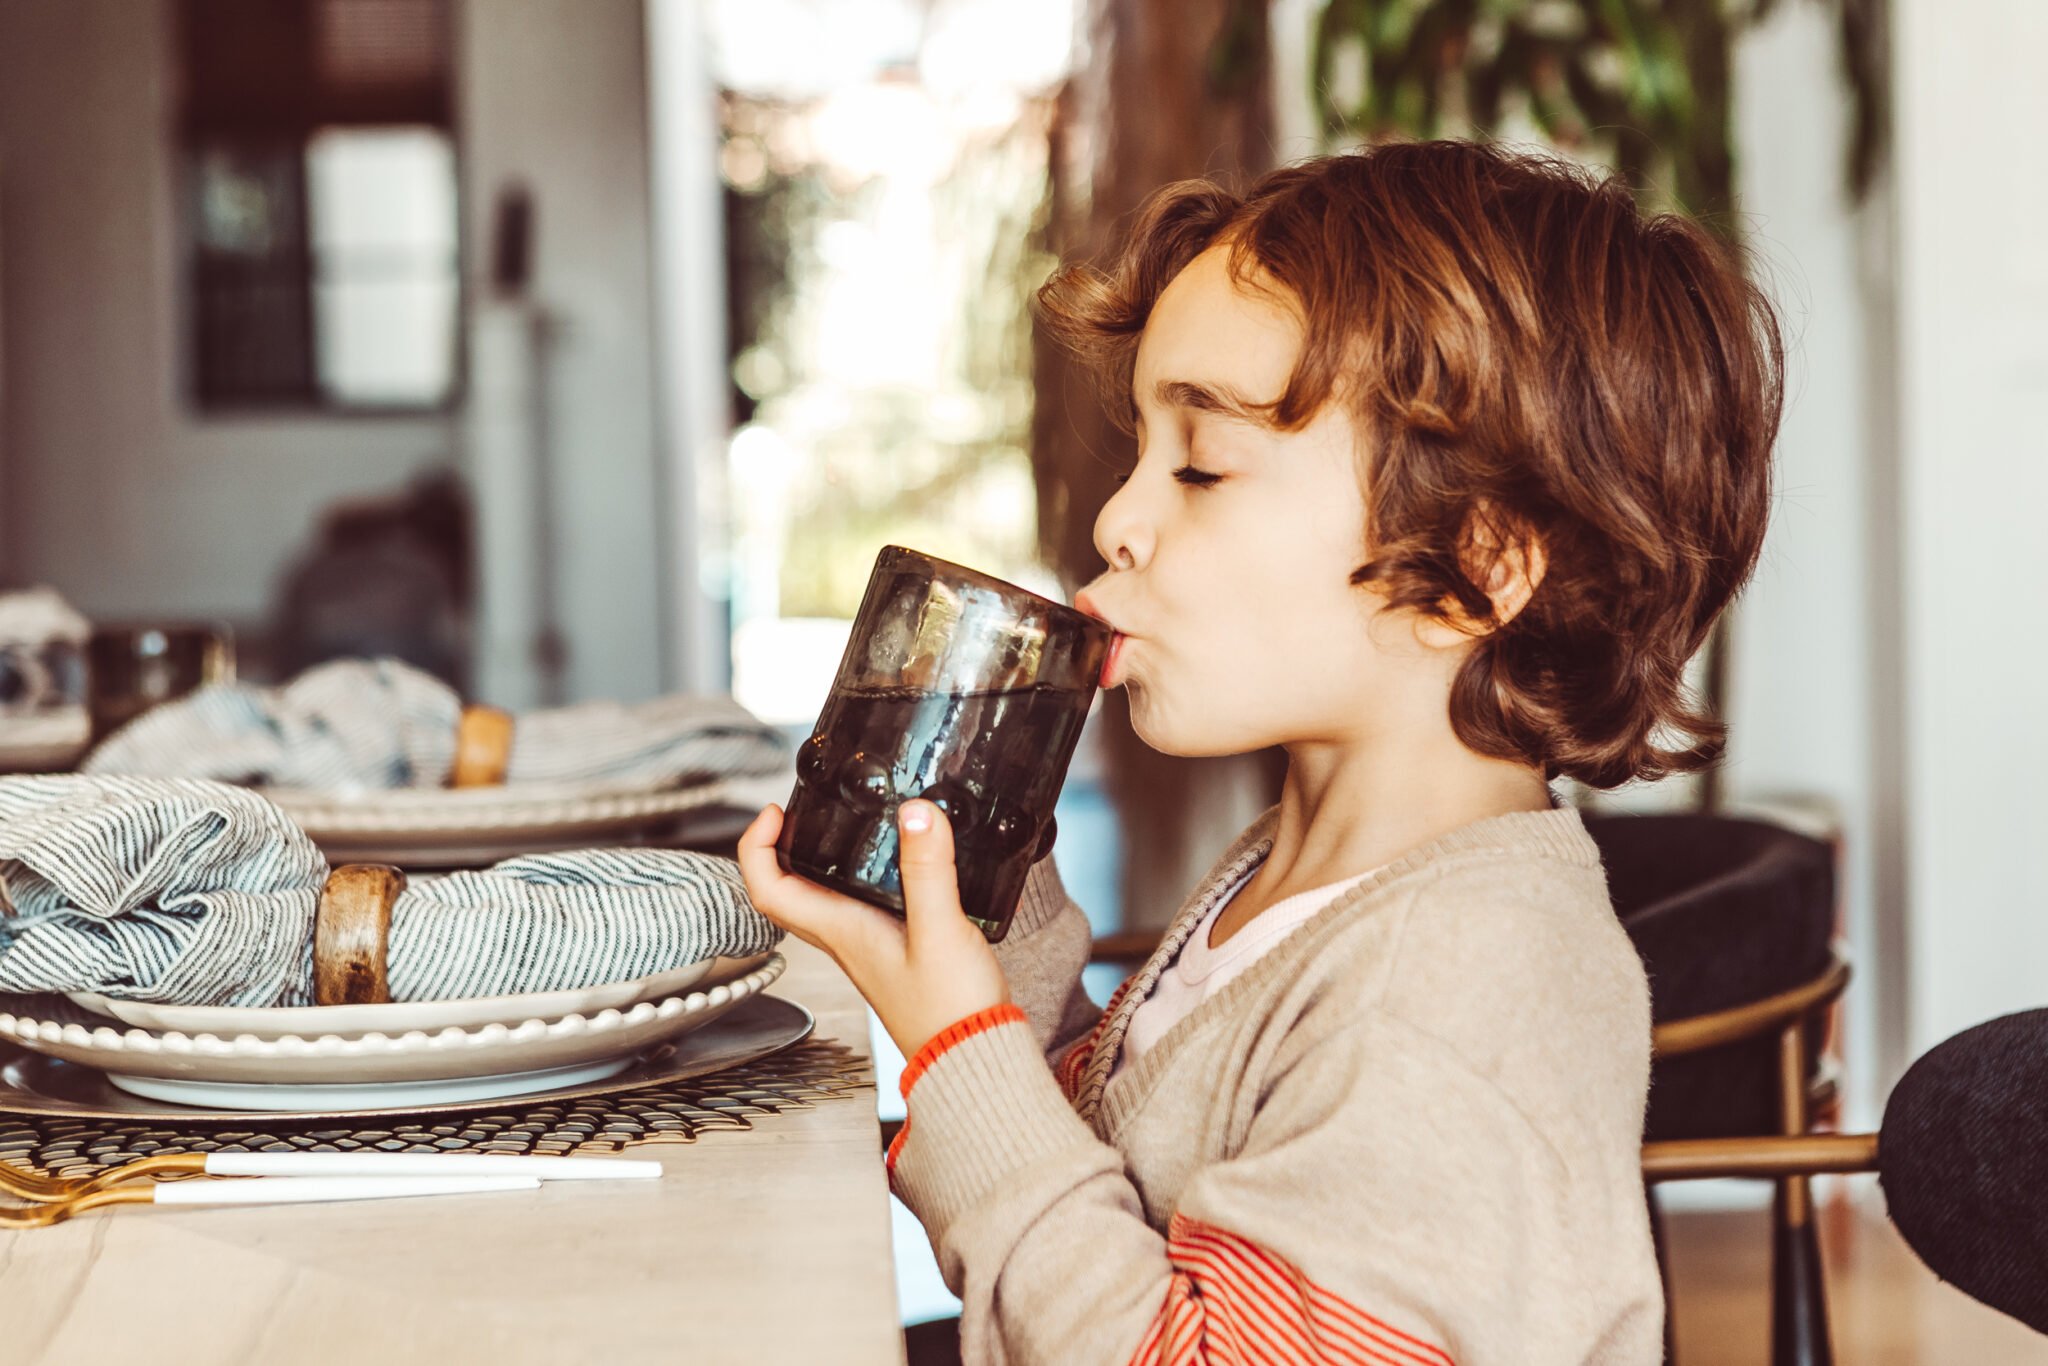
left=1152, top=378, right=1272, bottom=426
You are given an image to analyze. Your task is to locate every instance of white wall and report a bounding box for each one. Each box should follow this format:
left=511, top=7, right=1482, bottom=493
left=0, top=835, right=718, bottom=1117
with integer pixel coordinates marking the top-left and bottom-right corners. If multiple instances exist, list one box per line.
left=1732, top=0, right=2048, bottom=1086
left=1724, top=6, right=1898, bottom=1115
left=459, top=0, right=669, bottom=705
left=1892, top=0, right=2048, bottom=1059
left=646, top=0, right=735, bottom=698
left=0, top=178, right=12, bottom=584
left=0, top=1, right=449, bottom=624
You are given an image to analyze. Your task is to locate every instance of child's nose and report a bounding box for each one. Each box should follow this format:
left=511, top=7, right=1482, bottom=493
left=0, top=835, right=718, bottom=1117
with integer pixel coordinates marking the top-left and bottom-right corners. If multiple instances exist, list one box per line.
left=1092, top=481, right=1155, bottom=573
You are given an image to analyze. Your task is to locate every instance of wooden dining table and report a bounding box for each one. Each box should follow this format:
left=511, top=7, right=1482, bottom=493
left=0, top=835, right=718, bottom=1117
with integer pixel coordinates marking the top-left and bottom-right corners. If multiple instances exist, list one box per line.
left=0, top=938, right=906, bottom=1366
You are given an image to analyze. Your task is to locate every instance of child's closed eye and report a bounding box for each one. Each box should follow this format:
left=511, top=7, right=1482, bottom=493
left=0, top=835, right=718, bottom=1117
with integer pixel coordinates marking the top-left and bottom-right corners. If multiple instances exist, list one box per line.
left=1114, top=466, right=1223, bottom=489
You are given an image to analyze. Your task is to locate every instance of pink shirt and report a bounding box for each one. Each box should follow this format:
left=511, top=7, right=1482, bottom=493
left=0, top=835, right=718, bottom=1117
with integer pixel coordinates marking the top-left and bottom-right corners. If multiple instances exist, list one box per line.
left=1110, top=863, right=1380, bottom=1084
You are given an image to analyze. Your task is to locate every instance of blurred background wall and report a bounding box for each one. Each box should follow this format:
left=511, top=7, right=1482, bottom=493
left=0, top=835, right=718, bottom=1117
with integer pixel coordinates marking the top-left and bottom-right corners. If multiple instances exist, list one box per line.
left=0, top=2, right=450, bottom=625
left=0, top=0, right=669, bottom=704
left=1888, top=0, right=2048, bottom=1066
left=459, top=0, right=666, bottom=708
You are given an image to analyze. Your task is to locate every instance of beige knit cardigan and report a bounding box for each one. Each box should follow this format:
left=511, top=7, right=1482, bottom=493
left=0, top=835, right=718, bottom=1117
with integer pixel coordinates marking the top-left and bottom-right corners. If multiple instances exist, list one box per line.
left=887, top=804, right=1664, bottom=1365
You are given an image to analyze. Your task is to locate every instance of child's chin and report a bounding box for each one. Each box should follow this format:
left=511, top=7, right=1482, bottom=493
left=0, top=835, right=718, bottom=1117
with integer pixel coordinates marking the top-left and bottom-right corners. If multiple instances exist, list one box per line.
left=1126, top=688, right=1180, bottom=755
left=1128, top=691, right=1238, bottom=760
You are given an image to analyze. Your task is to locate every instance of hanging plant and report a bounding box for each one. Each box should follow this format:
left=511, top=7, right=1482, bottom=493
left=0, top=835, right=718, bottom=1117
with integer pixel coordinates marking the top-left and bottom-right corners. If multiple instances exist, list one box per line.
left=1310, top=0, right=1887, bottom=227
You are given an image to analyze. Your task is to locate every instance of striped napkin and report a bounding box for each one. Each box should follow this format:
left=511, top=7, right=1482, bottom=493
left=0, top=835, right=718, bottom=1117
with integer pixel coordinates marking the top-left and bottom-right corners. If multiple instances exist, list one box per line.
left=81, top=657, right=789, bottom=793
left=0, top=776, right=781, bottom=1007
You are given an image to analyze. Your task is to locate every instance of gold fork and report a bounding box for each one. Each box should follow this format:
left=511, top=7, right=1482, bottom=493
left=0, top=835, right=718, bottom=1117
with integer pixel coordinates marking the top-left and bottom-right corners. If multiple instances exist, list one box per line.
left=0, top=1186, right=158, bottom=1228
left=0, top=1153, right=209, bottom=1203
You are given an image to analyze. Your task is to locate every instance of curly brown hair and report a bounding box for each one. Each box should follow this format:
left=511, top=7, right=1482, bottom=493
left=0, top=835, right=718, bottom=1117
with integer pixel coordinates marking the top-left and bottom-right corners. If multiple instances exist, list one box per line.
left=1038, top=141, right=1783, bottom=789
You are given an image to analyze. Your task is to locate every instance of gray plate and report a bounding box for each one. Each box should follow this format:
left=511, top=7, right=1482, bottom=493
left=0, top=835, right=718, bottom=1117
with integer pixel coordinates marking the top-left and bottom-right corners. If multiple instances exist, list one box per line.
left=261, top=779, right=739, bottom=868
left=0, top=993, right=812, bottom=1122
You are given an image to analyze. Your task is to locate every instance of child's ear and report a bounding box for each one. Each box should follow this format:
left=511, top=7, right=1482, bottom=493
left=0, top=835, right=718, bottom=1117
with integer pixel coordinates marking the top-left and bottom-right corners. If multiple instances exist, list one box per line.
left=1482, top=524, right=1547, bottom=626
left=1416, top=504, right=1548, bottom=648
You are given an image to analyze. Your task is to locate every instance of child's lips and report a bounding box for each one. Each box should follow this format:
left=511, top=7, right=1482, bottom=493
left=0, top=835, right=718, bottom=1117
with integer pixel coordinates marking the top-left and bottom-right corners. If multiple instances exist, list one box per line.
left=1101, top=632, right=1130, bottom=689
left=1072, top=592, right=1128, bottom=688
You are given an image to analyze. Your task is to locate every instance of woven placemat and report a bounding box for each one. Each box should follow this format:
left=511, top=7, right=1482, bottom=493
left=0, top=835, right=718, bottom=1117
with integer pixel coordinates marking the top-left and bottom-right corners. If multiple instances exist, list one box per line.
left=0, top=1039, right=872, bottom=1179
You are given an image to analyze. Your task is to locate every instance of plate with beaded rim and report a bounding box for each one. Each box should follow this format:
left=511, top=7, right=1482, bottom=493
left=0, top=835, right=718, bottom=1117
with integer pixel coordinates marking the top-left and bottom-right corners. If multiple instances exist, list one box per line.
left=0, top=956, right=785, bottom=1104
left=64, top=953, right=777, bottom=1041
left=0, top=992, right=816, bottom=1120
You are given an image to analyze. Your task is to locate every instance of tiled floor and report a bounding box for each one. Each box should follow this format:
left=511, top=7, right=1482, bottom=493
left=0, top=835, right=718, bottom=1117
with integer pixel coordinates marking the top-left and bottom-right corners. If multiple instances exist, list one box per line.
left=1666, top=1185, right=2047, bottom=1364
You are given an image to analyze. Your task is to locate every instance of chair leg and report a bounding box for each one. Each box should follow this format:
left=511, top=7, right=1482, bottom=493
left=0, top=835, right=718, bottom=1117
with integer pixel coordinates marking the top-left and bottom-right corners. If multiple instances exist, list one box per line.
left=1646, top=1184, right=1678, bottom=1364
left=1770, top=1016, right=1832, bottom=1366
left=1771, top=1176, right=1831, bottom=1366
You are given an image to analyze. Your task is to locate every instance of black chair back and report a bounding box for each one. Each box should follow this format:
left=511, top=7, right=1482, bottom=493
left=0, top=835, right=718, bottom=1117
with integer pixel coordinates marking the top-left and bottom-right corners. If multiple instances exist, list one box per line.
left=1881, top=1008, right=2048, bottom=1334
left=1582, top=813, right=1836, bottom=1140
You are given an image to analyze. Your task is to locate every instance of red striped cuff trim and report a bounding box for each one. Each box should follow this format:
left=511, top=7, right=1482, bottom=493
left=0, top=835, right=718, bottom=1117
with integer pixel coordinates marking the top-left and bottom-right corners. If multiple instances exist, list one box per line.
left=884, top=1119, right=910, bottom=1173
left=898, top=1003, right=1029, bottom=1101
left=1125, top=1213, right=1457, bottom=1366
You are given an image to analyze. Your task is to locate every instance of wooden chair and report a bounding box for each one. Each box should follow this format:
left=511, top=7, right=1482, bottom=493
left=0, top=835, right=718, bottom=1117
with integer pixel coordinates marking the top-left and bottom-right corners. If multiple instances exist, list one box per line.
left=1643, top=1004, right=2048, bottom=1351
left=1587, top=812, right=1845, bottom=1366
left=1641, top=949, right=1862, bottom=1366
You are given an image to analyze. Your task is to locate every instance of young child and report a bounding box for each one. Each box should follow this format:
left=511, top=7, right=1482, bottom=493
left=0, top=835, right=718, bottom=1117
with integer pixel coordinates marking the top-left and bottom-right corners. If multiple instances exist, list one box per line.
left=738, top=139, right=1782, bottom=1365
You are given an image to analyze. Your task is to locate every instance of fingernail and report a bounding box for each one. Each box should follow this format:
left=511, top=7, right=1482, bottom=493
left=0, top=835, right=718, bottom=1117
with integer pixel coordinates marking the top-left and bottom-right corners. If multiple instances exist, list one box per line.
left=899, top=801, right=933, bottom=833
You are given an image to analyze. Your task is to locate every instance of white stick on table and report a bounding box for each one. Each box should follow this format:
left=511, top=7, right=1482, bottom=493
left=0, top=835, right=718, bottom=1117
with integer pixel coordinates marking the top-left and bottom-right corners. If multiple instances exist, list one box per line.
left=151, top=1175, right=542, bottom=1207
left=197, top=1153, right=660, bottom=1181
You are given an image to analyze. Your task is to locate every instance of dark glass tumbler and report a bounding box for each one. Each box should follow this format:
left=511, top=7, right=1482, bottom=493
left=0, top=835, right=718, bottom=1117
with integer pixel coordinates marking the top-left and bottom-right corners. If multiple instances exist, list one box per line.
left=86, top=623, right=236, bottom=745
left=776, top=546, right=1112, bottom=942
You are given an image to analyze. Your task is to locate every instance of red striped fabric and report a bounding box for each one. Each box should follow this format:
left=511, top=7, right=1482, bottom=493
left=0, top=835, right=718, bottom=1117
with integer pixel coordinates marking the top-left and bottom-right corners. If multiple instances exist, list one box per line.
left=1056, top=1032, right=1096, bottom=1099
left=1127, top=1214, right=1457, bottom=1366
left=1057, top=976, right=1139, bottom=1100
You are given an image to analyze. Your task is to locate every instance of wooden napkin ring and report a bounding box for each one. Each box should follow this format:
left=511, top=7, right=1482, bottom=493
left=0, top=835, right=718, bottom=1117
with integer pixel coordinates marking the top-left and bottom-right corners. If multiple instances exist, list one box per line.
left=314, top=863, right=407, bottom=1006
left=452, top=703, right=514, bottom=788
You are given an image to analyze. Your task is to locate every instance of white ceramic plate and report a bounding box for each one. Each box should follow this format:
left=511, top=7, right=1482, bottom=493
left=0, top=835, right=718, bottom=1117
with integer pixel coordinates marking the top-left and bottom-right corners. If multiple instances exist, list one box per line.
left=107, top=1057, right=640, bottom=1111
left=0, top=711, right=90, bottom=773
left=0, top=954, right=784, bottom=1094
left=65, top=952, right=774, bottom=1040
left=261, top=778, right=735, bottom=834
left=260, top=778, right=741, bottom=867
left=0, top=994, right=814, bottom=1120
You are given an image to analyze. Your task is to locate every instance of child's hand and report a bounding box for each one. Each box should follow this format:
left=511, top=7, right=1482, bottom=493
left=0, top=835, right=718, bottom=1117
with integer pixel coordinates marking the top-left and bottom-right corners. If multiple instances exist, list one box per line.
left=736, top=800, right=1011, bottom=1060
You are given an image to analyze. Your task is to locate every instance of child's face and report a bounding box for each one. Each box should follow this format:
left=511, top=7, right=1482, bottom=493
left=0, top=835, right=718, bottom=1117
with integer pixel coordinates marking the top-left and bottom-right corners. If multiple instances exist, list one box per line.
left=1077, top=245, right=1461, bottom=758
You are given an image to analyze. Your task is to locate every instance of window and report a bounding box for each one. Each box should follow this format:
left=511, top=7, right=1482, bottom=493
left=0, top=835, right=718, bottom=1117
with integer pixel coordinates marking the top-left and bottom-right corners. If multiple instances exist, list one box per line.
left=179, top=0, right=460, bottom=411
left=709, top=0, right=1076, bottom=728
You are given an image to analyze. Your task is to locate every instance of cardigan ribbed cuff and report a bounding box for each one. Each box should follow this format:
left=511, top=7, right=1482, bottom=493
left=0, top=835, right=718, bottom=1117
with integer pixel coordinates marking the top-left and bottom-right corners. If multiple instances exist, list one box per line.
left=900, top=1003, right=1029, bottom=1099
left=887, top=1017, right=1101, bottom=1232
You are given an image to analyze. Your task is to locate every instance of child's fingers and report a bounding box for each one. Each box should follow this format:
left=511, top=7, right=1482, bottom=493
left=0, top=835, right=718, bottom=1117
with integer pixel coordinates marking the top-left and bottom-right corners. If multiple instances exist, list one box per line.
left=733, top=805, right=790, bottom=909
left=736, top=805, right=904, bottom=953
left=736, top=802, right=784, bottom=854
left=734, top=807, right=850, bottom=930
left=896, top=800, right=965, bottom=947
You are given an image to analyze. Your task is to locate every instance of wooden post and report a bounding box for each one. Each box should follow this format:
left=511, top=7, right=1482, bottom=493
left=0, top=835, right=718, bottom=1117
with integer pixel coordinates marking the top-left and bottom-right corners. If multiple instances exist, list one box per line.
left=1032, top=0, right=1284, bottom=930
